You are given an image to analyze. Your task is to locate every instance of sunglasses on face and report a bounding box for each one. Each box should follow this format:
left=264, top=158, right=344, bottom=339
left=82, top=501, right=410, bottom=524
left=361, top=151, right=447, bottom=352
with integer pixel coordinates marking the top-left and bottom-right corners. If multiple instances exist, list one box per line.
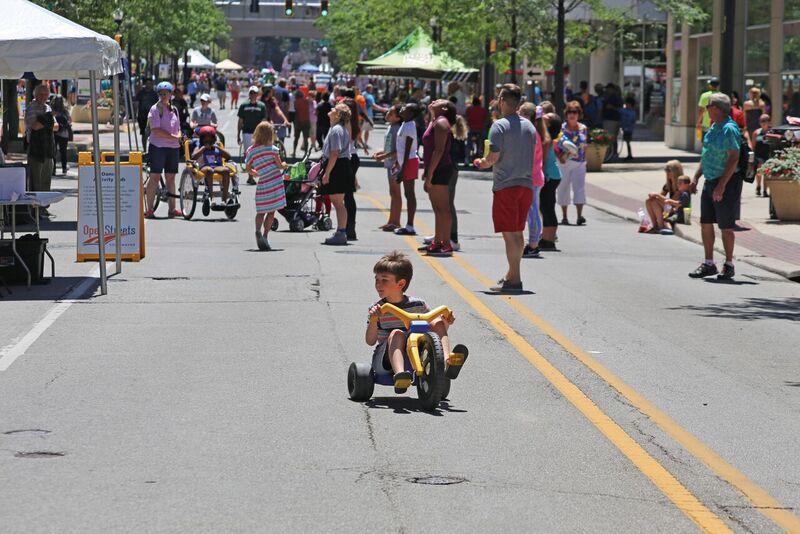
left=566, top=110, right=579, bottom=115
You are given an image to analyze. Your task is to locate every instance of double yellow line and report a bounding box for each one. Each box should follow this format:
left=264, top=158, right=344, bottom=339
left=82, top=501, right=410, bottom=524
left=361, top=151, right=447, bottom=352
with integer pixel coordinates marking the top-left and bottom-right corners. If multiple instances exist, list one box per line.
left=364, top=193, right=800, bottom=533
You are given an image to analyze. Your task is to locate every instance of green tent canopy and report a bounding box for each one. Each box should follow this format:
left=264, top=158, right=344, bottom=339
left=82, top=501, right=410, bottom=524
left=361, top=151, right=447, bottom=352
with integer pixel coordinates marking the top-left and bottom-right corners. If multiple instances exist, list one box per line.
left=356, top=27, right=478, bottom=82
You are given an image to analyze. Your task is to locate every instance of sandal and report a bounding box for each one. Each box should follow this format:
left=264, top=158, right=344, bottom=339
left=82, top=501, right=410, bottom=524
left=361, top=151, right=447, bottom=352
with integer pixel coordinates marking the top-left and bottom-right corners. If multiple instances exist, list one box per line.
left=394, top=227, right=416, bottom=236
left=380, top=223, right=399, bottom=232
left=168, top=209, right=183, bottom=219
left=144, top=209, right=155, bottom=219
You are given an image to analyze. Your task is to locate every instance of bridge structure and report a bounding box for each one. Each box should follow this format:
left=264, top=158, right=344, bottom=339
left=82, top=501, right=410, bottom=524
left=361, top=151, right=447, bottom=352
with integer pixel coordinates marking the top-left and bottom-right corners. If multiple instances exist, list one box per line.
left=217, top=1, right=325, bottom=66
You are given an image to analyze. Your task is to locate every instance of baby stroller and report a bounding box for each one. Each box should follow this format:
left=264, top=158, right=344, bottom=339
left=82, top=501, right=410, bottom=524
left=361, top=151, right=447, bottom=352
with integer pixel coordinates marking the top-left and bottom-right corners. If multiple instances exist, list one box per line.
left=276, top=148, right=333, bottom=232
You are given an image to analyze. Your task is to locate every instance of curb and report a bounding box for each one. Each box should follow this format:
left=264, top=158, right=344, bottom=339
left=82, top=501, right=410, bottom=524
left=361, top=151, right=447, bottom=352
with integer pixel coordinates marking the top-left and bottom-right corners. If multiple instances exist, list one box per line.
left=588, top=199, right=800, bottom=282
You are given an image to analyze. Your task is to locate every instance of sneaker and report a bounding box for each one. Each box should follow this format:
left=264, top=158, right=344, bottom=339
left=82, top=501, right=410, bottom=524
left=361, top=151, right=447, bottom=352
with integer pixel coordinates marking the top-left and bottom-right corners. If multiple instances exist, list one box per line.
left=717, top=263, right=735, bottom=280
left=394, top=227, right=416, bottom=236
left=168, top=209, right=183, bottom=219
left=659, top=228, right=674, bottom=235
left=423, top=235, right=435, bottom=245
left=689, top=263, right=718, bottom=278
left=538, top=239, right=559, bottom=251
left=489, top=278, right=523, bottom=293
left=202, top=197, right=211, bottom=217
left=523, top=245, right=540, bottom=258
left=255, top=231, right=270, bottom=251
left=576, top=216, right=586, bottom=226
left=450, top=240, right=461, bottom=252
left=324, top=231, right=348, bottom=246
left=426, top=241, right=453, bottom=257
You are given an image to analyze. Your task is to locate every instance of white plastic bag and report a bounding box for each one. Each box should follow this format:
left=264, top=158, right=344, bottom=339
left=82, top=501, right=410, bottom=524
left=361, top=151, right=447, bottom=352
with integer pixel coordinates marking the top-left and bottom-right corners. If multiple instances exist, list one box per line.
left=637, top=208, right=652, bottom=233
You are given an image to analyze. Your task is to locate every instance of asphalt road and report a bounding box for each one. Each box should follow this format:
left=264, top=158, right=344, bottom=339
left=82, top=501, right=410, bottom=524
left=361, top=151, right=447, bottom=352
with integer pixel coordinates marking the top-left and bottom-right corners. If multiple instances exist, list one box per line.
left=1, top=115, right=799, bottom=533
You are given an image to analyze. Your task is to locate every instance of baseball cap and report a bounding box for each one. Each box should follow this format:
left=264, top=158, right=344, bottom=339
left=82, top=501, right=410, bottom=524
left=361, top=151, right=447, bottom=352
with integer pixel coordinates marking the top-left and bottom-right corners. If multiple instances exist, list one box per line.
left=709, top=77, right=720, bottom=86
left=199, top=93, right=211, bottom=102
left=248, top=85, right=260, bottom=93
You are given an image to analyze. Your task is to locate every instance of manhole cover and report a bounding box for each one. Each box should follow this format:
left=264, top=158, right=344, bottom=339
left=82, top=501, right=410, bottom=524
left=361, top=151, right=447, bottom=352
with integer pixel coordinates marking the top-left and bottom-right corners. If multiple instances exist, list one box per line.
left=3, top=429, right=51, bottom=436
left=15, top=451, right=64, bottom=459
left=407, top=475, right=466, bottom=486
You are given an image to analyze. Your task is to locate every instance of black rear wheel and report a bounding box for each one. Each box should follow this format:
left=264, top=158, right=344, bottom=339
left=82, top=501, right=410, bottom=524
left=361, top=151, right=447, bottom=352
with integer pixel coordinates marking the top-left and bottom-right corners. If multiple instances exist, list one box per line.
left=416, top=332, right=445, bottom=411
left=348, top=362, right=374, bottom=401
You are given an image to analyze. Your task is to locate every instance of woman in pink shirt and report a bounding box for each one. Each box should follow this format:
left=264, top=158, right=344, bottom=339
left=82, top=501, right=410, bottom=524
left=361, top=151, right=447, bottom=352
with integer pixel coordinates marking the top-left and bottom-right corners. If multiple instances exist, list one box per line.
left=519, top=103, right=548, bottom=257
left=145, top=81, right=183, bottom=218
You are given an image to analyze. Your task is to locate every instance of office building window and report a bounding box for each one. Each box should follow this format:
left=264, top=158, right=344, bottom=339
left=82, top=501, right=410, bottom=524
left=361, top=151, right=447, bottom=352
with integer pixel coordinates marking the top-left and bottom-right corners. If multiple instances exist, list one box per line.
left=747, top=0, right=771, bottom=26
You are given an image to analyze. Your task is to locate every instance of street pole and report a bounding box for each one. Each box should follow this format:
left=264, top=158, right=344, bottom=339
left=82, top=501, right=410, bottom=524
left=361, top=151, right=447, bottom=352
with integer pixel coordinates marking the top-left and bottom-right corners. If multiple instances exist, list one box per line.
left=720, top=0, right=735, bottom=94
left=555, top=0, right=566, bottom=116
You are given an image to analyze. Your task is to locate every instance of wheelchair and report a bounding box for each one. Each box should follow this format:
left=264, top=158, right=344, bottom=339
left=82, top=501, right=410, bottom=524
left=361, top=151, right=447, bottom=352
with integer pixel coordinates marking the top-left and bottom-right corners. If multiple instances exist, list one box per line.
left=178, top=131, right=241, bottom=220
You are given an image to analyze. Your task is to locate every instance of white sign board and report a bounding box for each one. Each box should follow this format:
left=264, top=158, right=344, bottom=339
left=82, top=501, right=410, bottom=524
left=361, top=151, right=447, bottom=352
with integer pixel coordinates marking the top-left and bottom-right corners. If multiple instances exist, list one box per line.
left=77, top=164, right=144, bottom=261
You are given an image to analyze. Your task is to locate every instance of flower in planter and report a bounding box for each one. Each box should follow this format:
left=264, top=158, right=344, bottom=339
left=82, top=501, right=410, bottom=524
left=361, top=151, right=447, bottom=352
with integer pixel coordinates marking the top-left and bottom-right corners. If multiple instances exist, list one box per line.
left=588, top=128, right=613, bottom=145
left=757, top=146, right=800, bottom=182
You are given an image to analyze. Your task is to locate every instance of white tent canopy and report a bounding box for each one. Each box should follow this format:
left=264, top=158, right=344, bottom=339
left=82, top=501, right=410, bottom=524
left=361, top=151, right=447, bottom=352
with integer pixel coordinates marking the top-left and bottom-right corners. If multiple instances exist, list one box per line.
left=0, top=0, right=124, bottom=295
left=179, top=49, right=215, bottom=69
left=0, top=0, right=122, bottom=79
left=216, top=59, right=242, bottom=71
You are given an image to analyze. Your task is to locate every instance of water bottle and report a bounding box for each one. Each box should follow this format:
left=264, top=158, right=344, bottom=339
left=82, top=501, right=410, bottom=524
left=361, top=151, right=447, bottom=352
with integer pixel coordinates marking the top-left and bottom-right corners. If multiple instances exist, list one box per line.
left=637, top=208, right=651, bottom=233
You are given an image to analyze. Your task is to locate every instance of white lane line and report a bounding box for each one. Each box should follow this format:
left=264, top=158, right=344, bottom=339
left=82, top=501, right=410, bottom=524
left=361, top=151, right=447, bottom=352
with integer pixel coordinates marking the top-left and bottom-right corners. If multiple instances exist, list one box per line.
left=0, top=266, right=100, bottom=372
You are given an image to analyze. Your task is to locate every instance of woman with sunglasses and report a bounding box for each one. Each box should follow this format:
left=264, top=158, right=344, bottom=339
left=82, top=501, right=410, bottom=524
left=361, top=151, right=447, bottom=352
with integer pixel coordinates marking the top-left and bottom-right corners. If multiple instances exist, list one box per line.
left=556, top=100, right=588, bottom=226
left=145, top=81, right=182, bottom=218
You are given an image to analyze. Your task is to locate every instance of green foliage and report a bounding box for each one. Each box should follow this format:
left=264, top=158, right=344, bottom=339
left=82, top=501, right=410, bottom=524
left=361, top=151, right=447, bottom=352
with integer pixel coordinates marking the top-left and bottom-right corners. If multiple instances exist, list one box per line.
left=757, top=147, right=800, bottom=182
left=31, top=0, right=230, bottom=58
left=653, top=0, right=709, bottom=26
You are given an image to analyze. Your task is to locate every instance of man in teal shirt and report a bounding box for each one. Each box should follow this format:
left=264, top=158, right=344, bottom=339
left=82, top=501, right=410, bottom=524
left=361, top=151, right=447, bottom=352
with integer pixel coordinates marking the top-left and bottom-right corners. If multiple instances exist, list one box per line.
left=690, top=93, right=742, bottom=280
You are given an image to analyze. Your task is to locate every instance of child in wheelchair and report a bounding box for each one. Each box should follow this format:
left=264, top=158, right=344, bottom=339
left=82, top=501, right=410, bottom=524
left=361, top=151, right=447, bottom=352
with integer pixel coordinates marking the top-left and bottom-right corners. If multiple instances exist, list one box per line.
left=365, top=251, right=468, bottom=393
left=191, top=126, right=233, bottom=210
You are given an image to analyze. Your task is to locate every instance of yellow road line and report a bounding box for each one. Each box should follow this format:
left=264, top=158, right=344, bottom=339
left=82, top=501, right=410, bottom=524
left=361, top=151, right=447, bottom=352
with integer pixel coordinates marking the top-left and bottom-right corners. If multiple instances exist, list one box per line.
left=448, top=240, right=800, bottom=534
left=364, top=194, right=731, bottom=533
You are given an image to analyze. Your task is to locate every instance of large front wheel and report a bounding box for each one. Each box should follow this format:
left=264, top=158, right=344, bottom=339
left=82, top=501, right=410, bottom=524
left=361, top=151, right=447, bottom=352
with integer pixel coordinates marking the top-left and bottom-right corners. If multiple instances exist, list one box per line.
left=416, top=332, right=446, bottom=411
left=179, top=168, right=198, bottom=220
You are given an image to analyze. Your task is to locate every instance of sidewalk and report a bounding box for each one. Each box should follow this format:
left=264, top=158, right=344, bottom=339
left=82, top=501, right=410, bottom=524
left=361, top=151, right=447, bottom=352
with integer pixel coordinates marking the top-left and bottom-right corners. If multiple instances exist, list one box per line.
left=586, top=141, right=800, bottom=281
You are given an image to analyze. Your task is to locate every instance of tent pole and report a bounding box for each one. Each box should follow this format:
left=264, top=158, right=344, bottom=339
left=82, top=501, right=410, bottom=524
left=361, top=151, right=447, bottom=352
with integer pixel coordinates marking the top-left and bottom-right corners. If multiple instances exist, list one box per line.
left=89, top=70, right=108, bottom=295
left=113, top=73, right=122, bottom=274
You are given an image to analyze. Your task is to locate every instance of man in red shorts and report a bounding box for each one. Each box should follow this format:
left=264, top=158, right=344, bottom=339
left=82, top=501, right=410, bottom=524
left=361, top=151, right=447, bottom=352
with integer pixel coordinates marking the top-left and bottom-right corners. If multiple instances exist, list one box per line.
left=476, top=84, right=536, bottom=293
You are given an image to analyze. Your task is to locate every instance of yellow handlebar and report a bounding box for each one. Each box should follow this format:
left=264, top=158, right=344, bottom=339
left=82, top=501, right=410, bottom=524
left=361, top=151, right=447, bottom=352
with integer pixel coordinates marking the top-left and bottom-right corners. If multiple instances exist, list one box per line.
left=372, top=303, right=452, bottom=328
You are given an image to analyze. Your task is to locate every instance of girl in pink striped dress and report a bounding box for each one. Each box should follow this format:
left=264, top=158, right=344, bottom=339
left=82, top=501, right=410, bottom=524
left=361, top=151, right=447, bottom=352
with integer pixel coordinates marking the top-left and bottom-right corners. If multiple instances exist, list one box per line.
left=246, top=121, right=287, bottom=251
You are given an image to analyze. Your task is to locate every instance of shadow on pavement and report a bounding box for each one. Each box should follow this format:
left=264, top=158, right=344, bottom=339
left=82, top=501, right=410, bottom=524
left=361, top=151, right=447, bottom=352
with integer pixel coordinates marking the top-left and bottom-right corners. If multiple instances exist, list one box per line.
left=364, top=396, right=468, bottom=415
left=0, top=276, right=99, bottom=301
left=702, top=278, right=759, bottom=286
left=669, top=297, right=800, bottom=321
left=479, top=290, right=536, bottom=296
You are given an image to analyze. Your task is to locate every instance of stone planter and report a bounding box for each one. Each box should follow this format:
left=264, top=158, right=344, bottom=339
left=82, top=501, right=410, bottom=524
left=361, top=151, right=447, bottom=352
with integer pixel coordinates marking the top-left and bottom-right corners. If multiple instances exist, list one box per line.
left=585, top=144, right=607, bottom=172
left=765, top=178, right=800, bottom=221
left=71, top=106, right=113, bottom=124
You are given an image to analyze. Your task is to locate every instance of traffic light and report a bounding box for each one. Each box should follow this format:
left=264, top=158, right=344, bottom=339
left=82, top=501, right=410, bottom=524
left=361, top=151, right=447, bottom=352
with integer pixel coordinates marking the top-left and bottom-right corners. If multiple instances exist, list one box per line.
left=320, top=0, right=328, bottom=16
left=284, top=0, right=293, bottom=16
left=249, top=0, right=259, bottom=13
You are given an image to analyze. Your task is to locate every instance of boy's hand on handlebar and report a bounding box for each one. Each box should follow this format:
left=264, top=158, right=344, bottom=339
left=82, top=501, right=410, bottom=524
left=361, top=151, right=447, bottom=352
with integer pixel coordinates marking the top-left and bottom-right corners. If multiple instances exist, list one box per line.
left=445, top=311, right=455, bottom=325
left=368, top=305, right=380, bottom=319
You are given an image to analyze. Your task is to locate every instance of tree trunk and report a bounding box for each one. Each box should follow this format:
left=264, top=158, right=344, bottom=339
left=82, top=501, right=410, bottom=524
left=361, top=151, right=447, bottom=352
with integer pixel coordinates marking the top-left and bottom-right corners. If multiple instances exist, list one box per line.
left=183, top=50, right=191, bottom=86
left=555, top=0, right=566, bottom=116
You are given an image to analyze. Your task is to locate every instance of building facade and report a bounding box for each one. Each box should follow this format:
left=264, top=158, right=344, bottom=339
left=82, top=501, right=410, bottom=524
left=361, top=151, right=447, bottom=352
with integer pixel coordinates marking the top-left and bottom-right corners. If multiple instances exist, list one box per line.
left=665, top=0, right=800, bottom=150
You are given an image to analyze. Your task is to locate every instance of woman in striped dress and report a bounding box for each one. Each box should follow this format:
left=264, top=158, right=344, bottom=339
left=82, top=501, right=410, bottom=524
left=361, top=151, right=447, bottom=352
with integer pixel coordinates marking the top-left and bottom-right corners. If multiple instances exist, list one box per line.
left=246, top=121, right=287, bottom=251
